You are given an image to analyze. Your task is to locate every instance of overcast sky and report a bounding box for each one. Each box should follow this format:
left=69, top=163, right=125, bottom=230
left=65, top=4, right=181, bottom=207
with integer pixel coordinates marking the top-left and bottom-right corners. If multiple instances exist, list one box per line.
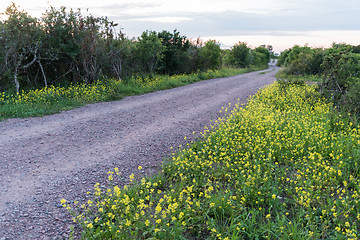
left=1, top=0, right=360, bottom=52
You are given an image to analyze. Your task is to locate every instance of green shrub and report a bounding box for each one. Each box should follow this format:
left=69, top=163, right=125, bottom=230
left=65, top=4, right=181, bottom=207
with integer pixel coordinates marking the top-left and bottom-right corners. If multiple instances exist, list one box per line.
left=278, top=46, right=324, bottom=75
left=320, top=45, right=360, bottom=115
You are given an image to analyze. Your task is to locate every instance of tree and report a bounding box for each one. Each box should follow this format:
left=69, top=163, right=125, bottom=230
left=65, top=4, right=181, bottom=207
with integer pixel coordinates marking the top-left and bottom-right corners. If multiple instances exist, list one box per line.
left=353, top=45, right=360, bottom=54
left=252, top=46, right=270, bottom=67
left=197, top=40, right=221, bottom=70
left=227, top=42, right=251, bottom=68
left=276, top=45, right=324, bottom=75
left=135, top=31, right=165, bottom=74
left=100, top=36, right=135, bottom=78
left=0, top=21, right=7, bottom=90
left=320, top=45, right=360, bottom=114
left=277, top=49, right=291, bottom=67
left=266, top=45, right=273, bottom=53
left=157, top=29, right=191, bottom=74
left=1, top=3, right=43, bottom=92
left=78, top=14, right=102, bottom=84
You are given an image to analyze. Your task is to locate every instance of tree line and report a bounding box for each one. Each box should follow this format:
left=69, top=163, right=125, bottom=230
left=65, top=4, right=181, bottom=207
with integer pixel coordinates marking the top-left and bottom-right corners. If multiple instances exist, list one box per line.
left=0, top=4, right=272, bottom=93
left=277, top=43, right=360, bottom=115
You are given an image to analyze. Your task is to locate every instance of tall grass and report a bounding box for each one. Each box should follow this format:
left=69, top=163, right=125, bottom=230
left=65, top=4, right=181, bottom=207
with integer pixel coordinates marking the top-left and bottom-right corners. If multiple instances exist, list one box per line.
left=0, top=67, right=260, bottom=121
left=275, top=70, right=322, bottom=84
left=63, top=82, right=360, bottom=239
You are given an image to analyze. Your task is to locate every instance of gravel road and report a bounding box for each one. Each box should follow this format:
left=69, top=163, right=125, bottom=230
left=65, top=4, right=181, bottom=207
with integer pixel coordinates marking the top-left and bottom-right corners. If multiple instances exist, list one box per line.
left=0, top=63, right=279, bottom=239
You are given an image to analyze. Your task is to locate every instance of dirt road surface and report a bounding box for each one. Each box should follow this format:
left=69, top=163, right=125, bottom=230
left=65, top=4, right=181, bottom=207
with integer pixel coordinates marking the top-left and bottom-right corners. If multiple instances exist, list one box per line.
left=0, top=63, right=279, bottom=239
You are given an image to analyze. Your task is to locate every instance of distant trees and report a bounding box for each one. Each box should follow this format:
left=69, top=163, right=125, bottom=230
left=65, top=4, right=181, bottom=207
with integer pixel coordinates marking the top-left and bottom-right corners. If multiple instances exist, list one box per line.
left=224, top=42, right=271, bottom=69
left=0, top=4, right=271, bottom=92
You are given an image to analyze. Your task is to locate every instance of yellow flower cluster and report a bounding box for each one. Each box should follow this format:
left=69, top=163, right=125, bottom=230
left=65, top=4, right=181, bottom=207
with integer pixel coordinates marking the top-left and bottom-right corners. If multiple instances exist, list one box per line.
left=64, top=82, right=360, bottom=239
left=1, top=68, right=250, bottom=121
left=0, top=79, right=122, bottom=106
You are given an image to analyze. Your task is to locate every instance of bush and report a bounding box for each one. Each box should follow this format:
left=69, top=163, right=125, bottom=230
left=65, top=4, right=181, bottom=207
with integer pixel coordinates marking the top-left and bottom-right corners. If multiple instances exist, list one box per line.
left=278, top=46, right=324, bottom=75
left=320, top=45, right=360, bottom=114
left=225, top=43, right=271, bottom=69
left=278, top=43, right=360, bottom=116
left=225, top=42, right=251, bottom=68
left=197, top=40, right=222, bottom=70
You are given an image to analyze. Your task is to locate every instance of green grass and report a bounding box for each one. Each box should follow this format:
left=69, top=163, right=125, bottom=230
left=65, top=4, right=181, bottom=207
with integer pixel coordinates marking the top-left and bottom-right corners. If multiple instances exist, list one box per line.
left=63, top=82, right=360, bottom=239
left=0, top=67, right=263, bottom=121
left=275, top=71, right=323, bottom=84
left=258, top=69, right=276, bottom=75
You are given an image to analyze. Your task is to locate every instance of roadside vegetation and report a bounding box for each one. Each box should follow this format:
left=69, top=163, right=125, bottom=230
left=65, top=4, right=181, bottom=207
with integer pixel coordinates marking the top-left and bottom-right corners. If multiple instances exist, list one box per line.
left=63, top=82, right=360, bottom=239
left=0, top=4, right=272, bottom=120
left=276, top=43, right=360, bottom=116
left=0, top=67, right=262, bottom=120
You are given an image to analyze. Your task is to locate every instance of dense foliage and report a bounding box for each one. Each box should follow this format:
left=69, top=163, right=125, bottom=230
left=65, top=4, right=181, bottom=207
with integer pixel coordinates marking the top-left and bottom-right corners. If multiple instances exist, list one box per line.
left=223, top=42, right=272, bottom=69
left=277, top=45, right=324, bottom=75
left=277, top=43, right=360, bottom=115
left=63, top=83, right=360, bottom=239
left=0, top=4, right=271, bottom=93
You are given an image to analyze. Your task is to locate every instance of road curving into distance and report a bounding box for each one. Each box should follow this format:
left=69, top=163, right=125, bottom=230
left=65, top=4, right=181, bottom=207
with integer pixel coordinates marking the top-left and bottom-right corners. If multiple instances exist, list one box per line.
left=0, top=62, right=279, bottom=239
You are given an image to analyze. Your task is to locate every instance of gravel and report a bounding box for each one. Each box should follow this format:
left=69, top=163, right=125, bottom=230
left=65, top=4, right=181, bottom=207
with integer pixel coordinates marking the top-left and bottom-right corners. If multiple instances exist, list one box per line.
left=0, top=64, right=278, bottom=239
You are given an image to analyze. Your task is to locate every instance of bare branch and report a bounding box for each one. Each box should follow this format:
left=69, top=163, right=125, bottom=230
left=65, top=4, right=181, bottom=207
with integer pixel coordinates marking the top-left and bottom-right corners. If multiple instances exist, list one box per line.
left=37, top=60, right=47, bottom=87
left=22, top=54, right=37, bottom=69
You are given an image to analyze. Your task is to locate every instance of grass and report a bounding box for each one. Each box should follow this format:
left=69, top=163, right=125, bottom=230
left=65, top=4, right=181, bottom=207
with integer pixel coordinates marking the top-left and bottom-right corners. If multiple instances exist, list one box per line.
left=258, top=69, right=276, bottom=75
left=0, top=67, right=262, bottom=121
left=62, top=82, right=360, bottom=239
left=275, top=71, right=323, bottom=84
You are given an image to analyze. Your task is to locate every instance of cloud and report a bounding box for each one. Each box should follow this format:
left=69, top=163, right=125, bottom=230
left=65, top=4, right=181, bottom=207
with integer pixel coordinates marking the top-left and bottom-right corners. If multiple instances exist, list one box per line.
left=3, top=0, right=359, bottom=51
left=130, top=16, right=193, bottom=24
left=186, top=9, right=360, bottom=35
left=106, top=0, right=359, bottom=39
left=95, top=2, right=163, bottom=13
left=208, top=30, right=360, bottom=53
left=5, top=0, right=360, bottom=36
left=110, top=4, right=360, bottom=53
